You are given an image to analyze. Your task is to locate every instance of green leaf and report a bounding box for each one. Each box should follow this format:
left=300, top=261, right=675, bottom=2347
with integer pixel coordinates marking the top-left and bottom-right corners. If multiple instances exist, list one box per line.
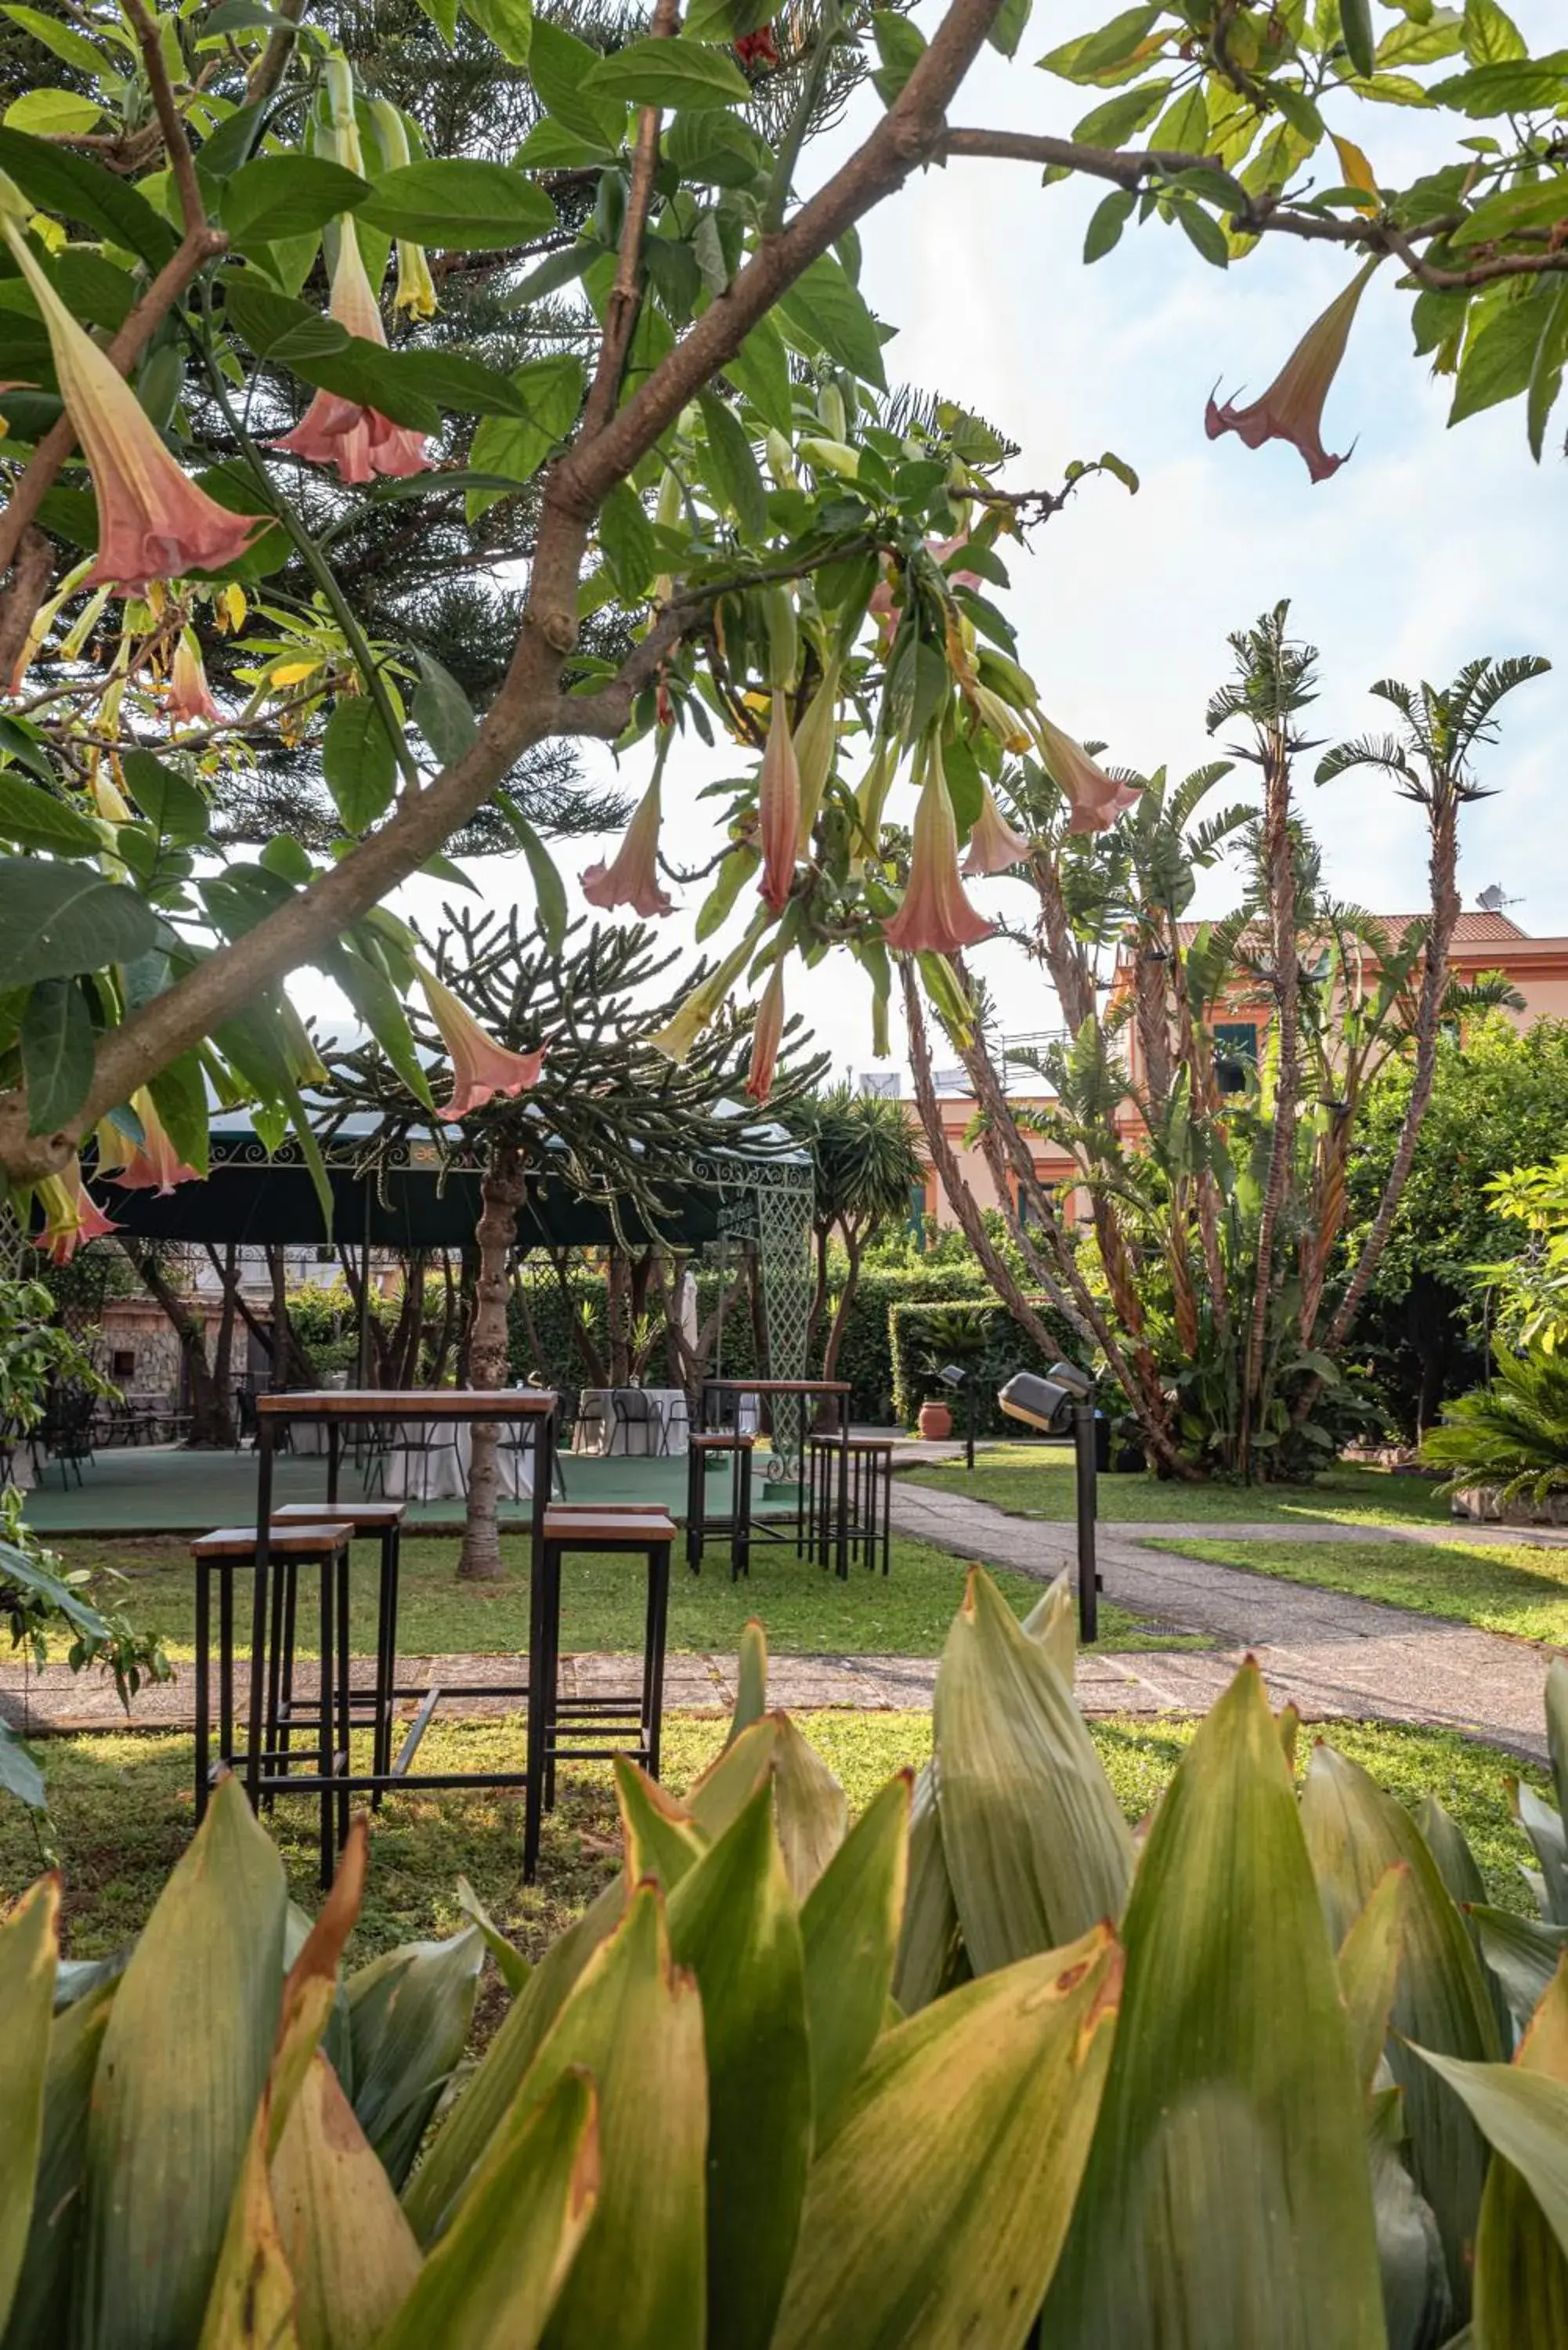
left=1084, top=186, right=1136, bottom=262
left=667, top=1782, right=811, bottom=2350
left=719, top=316, right=794, bottom=434
left=4, top=91, right=100, bottom=137
left=697, top=389, right=768, bottom=535
left=0, top=1879, right=58, bottom=2338
left=149, top=1050, right=210, bottom=1177
left=513, top=118, right=616, bottom=168
left=269, top=2055, right=423, bottom=2350
left=323, top=696, right=398, bottom=832
left=2, top=5, right=110, bottom=75
left=1470, top=1905, right=1568, bottom=2034
left=460, top=0, right=533, bottom=66
left=598, top=482, right=658, bottom=598
left=1412, top=2048, right=1568, bottom=2261
left=1451, top=179, right=1568, bottom=250
left=356, top=158, right=557, bottom=248
left=775, top=1922, right=1120, bottom=2350
left=389, top=348, right=547, bottom=418
left=694, top=841, right=760, bottom=942
left=777, top=253, right=887, bottom=389
left=498, top=796, right=568, bottom=951
left=119, top=750, right=211, bottom=846
left=771, top=1714, right=849, bottom=1900
left=1302, top=1741, right=1502, bottom=2318
left=0, top=861, right=157, bottom=989
left=1469, top=1957, right=1568, bottom=2343
left=1336, top=1864, right=1409, bottom=2100
left=665, top=109, right=771, bottom=187
left=326, top=935, right=436, bottom=1113
left=528, top=20, right=628, bottom=149
left=870, top=9, right=927, bottom=102
left=682, top=0, right=775, bottom=41
left=800, top=1773, right=910, bottom=2148
left=220, top=155, right=370, bottom=250
left=1044, top=2, right=1160, bottom=80
left=586, top=34, right=750, bottom=111
left=1046, top=1666, right=1386, bottom=2346
left=0, top=774, right=100, bottom=856
left=988, top=0, right=1031, bottom=60
left=0, top=129, right=176, bottom=270
left=1462, top=0, right=1527, bottom=65
left=4, top=1978, right=114, bottom=2345
left=1431, top=54, right=1568, bottom=115
left=1176, top=198, right=1231, bottom=268
left=933, top=1566, right=1133, bottom=1972
left=1526, top=282, right=1568, bottom=463
left=1451, top=290, right=1554, bottom=424
left=1341, top=0, right=1377, bottom=78
left=78, top=1778, right=285, bottom=2350
left=20, top=979, right=92, bottom=1133
left=1072, top=80, right=1169, bottom=143
left=466, top=352, right=586, bottom=519
left=345, top=1927, right=483, bottom=2190
left=891, top=1759, right=963, bottom=2013
left=413, top=649, right=479, bottom=768
left=0, top=1719, right=45, bottom=1811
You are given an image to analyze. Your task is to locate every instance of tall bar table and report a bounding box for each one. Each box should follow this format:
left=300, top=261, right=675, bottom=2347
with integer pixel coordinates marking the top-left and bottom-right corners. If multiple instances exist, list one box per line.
left=246, top=1390, right=558, bottom=1871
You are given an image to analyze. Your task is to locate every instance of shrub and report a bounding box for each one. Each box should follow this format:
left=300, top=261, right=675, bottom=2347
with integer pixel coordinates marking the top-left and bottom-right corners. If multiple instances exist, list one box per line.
left=889, top=1295, right=1080, bottom=1430
left=1421, top=1346, right=1568, bottom=1505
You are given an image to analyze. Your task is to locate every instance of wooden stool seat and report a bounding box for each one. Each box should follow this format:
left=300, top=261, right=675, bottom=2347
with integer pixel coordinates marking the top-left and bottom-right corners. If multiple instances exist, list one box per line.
left=194, top=1523, right=352, bottom=1556
left=543, top=1508, right=676, bottom=1542
left=271, top=1499, right=406, bottom=1531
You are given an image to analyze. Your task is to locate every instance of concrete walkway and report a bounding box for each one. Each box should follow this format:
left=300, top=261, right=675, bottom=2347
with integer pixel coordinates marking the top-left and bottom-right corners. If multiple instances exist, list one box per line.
left=890, top=1479, right=1560, bottom=1761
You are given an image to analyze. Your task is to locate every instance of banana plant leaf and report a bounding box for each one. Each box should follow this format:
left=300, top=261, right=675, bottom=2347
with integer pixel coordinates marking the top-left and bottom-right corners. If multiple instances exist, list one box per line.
left=77, top=1776, right=287, bottom=2350
left=667, top=1780, right=811, bottom=2350
left=2, top=1979, right=112, bottom=2350
left=270, top=2055, right=421, bottom=2350
left=933, top=1566, right=1133, bottom=1973
left=1302, top=1742, right=1502, bottom=2318
left=800, top=1772, right=910, bottom=2149
left=0, top=1880, right=60, bottom=2338
left=771, top=1923, right=1120, bottom=2350
left=345, top=1924, right=483, bottom=2189
left=378, top=2070, right=598, bottom=2350
left=1046, top=1664, right=1386, bottom=2348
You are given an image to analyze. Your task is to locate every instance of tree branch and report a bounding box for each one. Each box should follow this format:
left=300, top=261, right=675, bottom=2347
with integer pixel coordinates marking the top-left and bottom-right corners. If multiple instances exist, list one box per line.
left=123, top=0, right=205, bottom=235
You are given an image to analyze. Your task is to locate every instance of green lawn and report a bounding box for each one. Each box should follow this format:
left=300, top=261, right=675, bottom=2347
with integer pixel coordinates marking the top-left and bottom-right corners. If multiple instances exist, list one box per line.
left=1, top=1708, right=1545, bottom=1972
left=907, top=1445, right=1452, bottom=1529
left=45, top=1530, right=1190, bottom=1661
left=1165, top=1535, right=1568, bottom=1647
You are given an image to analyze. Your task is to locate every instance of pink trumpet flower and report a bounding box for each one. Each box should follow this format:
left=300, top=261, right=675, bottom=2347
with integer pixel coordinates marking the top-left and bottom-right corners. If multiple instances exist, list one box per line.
left=417, top=967, right=544, bottom=1120
left=34, top=1160, right=119, bottom=1265
left=104, top=1090, right=201, bottom=1195
left=581, top=772, right=673, bottom=918
left=273, top=226, right=430, bottom=486
left=869, top=533, right=983, bottom=649
left=757, top=702, right=800, bottom=914
left=883, top=751, right=994, bottom=956
left=963, top=781, right=1030, bottom=877
left=1035, top=716, right=1142, bottom=835
left=1205, top=259, right=1379, bottom=485
left=0, top=214, right=263, bottom=595
left=745, top=964, right=786, bottom=1105
left=169, top=632, right=220, bottom=726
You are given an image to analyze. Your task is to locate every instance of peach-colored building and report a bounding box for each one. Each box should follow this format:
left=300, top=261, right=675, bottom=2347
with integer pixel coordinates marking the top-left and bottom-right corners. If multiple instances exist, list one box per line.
left=907, top=909, right=1568, bottom=1229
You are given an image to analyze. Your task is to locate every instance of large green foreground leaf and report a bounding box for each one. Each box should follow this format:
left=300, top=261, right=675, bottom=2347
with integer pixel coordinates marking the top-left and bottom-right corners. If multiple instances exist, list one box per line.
left=77, top=1775, right=286, bottom=2350
left=0, top=1879, right=60, bottom=2337
left=1046, top=1662, right=1386, bottom=2348
left=1451, top=1959, right=1568, bottom=2347
left=1302, top=1743, right=1502, bottom=2316
left=934, top=1566, right=1133, bottom=1972
left=346, top=1926, right=483, bottom=2189
left=800, top=1773, right=910, bottom=2148
left=271, top=2055, right=420, bottom=2350
left=771, top=1922, right=1120, bottom=2350
left=3, top=1981, right=111, bottom=2350
left=891, top=1759, right=963, bottom=2014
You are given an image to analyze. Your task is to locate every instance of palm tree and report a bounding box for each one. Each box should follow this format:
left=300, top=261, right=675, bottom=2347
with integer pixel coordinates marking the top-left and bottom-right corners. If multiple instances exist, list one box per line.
left=786, top=1086, right=925, bottom=1388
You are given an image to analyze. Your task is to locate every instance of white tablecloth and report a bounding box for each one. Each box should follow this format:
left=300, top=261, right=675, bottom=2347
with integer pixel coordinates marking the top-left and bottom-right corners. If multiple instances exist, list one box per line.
left=378, top=1417, right=533, bottom=1502
left=574, top=1387, right=693, bottom=1456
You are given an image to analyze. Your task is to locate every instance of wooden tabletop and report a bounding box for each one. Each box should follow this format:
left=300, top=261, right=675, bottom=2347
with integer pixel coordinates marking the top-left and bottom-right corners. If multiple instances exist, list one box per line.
left=701, top=1379, right=851, bottom=1395
left=542, top=1509, right=676, bottom=1542
left=271, top=1500, right=406, bottom=1527
left=256, top=1389, right=558, bottom=1420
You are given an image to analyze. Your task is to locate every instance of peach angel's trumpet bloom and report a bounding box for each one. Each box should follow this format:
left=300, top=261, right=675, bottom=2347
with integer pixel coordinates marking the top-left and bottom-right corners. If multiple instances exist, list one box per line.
left=882, top=745, right=994, bottom=956
left=0, top=193, right=262, bottom=595
left=581, top=772, right=673, bottom=918
left=744, top=963, right=786, bottom=1106
left=963, top=781, right=1030, bottom=878
left=169, top=631, right=221, bottom=727
left=273, top=226, right=430, bottom=486
left=1205, top=258, right=1381, bottom=485
left=417, top=967, right=544, bottom=1121
left=1034, top=714, right=1143, bottom=836
left=34, top=1160, right=120, bottom=1266
left=757, top=701, right=800, bottom=914
left=105, top=1090, right=201, bottom=1195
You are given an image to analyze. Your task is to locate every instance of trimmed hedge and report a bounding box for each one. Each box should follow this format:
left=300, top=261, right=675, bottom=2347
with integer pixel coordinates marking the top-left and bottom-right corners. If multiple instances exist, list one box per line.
left=889, top=1296, right=1081, bottom=1433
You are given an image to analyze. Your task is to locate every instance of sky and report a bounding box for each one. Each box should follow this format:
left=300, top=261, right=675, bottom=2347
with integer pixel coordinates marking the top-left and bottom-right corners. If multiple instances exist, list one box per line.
left=305, top=3, right=1568, bottom=1092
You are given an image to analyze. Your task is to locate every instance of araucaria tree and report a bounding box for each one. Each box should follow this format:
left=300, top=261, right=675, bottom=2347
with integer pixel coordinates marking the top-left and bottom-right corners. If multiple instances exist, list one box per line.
left=1, top=0, right=1566, bottom=1233
left=912, top=609, right=1545, bottom=1480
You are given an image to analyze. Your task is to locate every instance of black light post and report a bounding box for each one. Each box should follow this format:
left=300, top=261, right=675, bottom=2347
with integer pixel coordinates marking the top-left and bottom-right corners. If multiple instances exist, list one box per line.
left=996, top=1363, right=1100, bottom=1643
left=938, top=1361, right=977, bottom=1472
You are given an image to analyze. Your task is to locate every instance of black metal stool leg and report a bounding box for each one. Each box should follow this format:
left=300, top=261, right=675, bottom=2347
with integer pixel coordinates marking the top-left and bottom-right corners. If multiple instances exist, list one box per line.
left=734, top=1443, right=753, bottom=1581
left=645, top=1538, right=670, bottom=1779
left=218, top=1564, right=234, bottom=1777
left=336, top=1542, right=352, bottom=1848
left=685, top=1440, right=704, bottom=1573
left=835, top=1441, right=851, bottom=1582
left=523, top=1535, right=550, bottom=1882
left=274, top=1561, right=299, bottom=1803
left=543, top=1537, right=562, bottom=1813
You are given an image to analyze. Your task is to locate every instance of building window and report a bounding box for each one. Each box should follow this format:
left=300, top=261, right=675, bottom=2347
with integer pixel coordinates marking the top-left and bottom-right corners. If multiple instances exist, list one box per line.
left=110, top=1349, right=136, bottom=1381
left=1213, top=1020, right=1260, bottom=1094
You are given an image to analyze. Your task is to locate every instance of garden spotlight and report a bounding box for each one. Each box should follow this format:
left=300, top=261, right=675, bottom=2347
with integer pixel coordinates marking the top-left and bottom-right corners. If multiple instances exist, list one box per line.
left=996, top=1363, right=1100, bottom=1643
left=938, top=1361, right=977, bottom=1472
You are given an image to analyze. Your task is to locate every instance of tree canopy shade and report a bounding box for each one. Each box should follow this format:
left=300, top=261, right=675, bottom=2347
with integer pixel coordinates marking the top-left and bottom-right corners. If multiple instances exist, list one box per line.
left=2, top=0, right=1567, bottom=1221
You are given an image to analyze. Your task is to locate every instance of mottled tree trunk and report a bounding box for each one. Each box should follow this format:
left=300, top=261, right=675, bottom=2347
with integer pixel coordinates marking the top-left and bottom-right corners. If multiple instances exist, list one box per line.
left=459, top=1142, right=527, bottom=1582
left=125, top=1245, right=229, bottom=1447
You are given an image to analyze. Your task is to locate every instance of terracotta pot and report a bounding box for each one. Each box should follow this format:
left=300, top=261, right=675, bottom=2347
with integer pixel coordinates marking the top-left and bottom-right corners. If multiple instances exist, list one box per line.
left=918, top=1399, right=952, bottom=1441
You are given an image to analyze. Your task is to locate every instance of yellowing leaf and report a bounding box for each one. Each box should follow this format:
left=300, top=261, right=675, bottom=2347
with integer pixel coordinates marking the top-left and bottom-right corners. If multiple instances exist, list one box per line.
left=1331, top=132, right=1380, bottom=209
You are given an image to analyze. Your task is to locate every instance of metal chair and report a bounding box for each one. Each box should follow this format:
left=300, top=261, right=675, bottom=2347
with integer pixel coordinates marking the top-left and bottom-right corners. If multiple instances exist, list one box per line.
left=610, top=1389, right=656, bottom=1457
left=659, top=1392, right=690, bottom=1457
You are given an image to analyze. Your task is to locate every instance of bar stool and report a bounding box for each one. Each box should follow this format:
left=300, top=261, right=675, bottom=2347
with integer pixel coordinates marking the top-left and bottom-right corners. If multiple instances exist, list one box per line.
left=526, top=1507, right=675, bottom=1880
left=806, top=1433, right=894, bottom=1578
left=192, top=1521, right=353, bottom=1885
left=269, top=1500, right=406, bottom=1806
left=685, top=1431, right=754, bottom=1579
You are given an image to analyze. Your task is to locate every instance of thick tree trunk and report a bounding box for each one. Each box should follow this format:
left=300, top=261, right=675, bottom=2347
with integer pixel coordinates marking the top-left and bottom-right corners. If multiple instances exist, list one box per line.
left=125, top=1245, right=229, bottom=1447
left=822, top=1231, right=863, bottom=1385
left=459, top=1142, right=527, bottom=1583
